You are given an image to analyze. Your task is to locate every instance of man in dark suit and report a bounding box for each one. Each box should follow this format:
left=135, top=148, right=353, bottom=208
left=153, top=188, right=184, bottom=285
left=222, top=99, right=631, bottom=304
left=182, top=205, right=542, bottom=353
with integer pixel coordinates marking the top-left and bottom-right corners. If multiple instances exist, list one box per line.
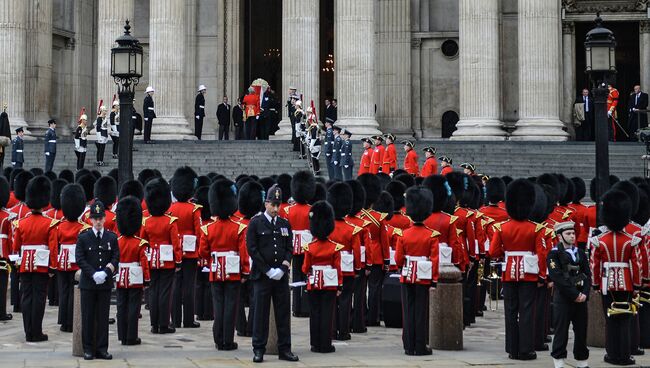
left=75, top=200, right=119, bottom=360
left=575, top=89, right=595, bottom=141
left=246, top=185, right=299, bottom=363
left=217, top=96, right=231, bottom=140
left=194, top=85, right=206, bottom=140
left=628, top=84, right=649, bottom=136
left=233, top=97, right=244, bottom=140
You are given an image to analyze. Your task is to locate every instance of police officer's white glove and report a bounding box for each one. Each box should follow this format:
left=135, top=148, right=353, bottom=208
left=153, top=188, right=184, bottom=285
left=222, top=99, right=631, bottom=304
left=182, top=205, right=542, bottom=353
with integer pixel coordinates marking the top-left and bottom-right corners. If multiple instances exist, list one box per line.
left=334, top=161, right=338, bottom=165
left=45, top=152, right=50, bottom=156
left=93, top=271, right=108, bottom=284
left=266, top=268, right=280, bottom=280
left=274, top=268, right=285, bottom=280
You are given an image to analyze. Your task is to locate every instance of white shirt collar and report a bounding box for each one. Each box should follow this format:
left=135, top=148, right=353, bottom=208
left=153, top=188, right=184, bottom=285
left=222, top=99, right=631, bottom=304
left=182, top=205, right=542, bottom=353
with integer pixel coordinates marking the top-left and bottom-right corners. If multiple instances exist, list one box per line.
left=264, top=211, right=275, bottom=224
left=93, top=227, right=104, bottom=237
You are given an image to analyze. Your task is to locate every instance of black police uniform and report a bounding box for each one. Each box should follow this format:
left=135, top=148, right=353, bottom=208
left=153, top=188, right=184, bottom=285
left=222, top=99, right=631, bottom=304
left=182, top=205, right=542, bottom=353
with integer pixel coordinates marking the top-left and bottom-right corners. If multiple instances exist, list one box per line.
left=324, top=127, right=334, bottom=178
left=44, top=126, right=56, bottom=172
left=547, top=243, right=591, bottom=363
left=195, top=92, right=206, bottom=140
left=11, top=132, right=24, bottom=168
left=143, top=94, right=156, bottom=143
left=75, top=203, right=119, bottom=359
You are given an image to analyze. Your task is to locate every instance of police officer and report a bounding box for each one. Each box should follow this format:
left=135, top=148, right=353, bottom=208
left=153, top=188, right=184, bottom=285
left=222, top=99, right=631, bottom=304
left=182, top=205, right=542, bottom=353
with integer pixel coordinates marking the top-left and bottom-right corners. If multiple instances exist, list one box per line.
left=323, top=120, right=334, bottom=178
left=331, top=126, right=343, bottom=180
left=143, top=86, right=156, bottom=144
left=44, top=119, right=57, bottom=172
left=11, top=127, right=24, bottom=168
left=195, top=85, right=206, bottom=140
left=75, top=200, right=119, bottom=360
left=247, top=184, right=299, bottom=363
left=340, top=129, right=353, bottom=180
left=547, top=221, right=590, bottom=368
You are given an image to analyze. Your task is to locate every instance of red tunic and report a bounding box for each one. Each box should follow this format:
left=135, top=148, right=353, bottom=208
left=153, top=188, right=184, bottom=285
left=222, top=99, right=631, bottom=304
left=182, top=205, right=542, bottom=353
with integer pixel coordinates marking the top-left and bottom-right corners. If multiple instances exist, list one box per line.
left=385, top=225, right=402, bottom=271
left=440, top=166, right=453, bottom=176
left=0, top=209, right=14, bottom=259
left=116, top=236, right=151, bottom=288
left=284, top=203, right=311, bottom=255
left=403, top=149, right=419, bottom=176
left=547, top=206, right=575, bottom=226
left=7, top=192, right=18, bottom=209
left=49, top=219, right=90, bottom=272
left=473, top=212, right=488, bottom=257
left=370, top=145, right=385, bottom=174
left=302, top=239, right=343, bottom=291
left=84, top=208, right=118, bottom=234
left=345, top=215, right=371, bottom=267
left=488, top=219, right=547, bottom=283
left=454, top=207, right=476, bottom=263
left=423, top=212, right=463, bottom=270
left=395, top=225, right=441, bottom=285
left=591, top=228, right=641, bottom=292
left=44, top=208, right=64, bottom=221
left=358, top=209, right=389, bottom=266
left=140, top=215, right=182, bottom=270
left=358, top=147, right=372, bottom=176
left=9, top=202, right=30, bottom=220
left=386, top=213, right=411, bottom=230
left=582, top=205, right=597, bottom=241
left=199, top=217, right=250, bottom=282
left=420, top=157, right=438, bottom=178
left=328, top=219, right=363, bottom=276
left=382, top=143, right=397, bottom=173
left=568, top=203, right=589, bottom=244
left=168, top=201, right=202, bottom=260
left=12, top=212, right=56, bottom=273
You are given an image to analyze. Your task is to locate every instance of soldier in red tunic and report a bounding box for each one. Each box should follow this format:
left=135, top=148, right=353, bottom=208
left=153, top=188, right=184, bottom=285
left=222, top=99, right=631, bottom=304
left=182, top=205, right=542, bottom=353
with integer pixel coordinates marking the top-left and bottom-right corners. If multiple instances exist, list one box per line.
left=370, top=135, right=385, bottom=174
left=44, top=179, right=66, bottom=220
left=140, top=178, right=182, bottom=334
left=302, top=201, right=342, bottom=353
left=0, top=177, right=13, bottom=321
left=115, top=196, right=150, bottom=345
left=49, top=184, right=88, bottom=332
left=568, top=177, right=589, bottom=249
left=83, top=176, right=118, bottom=233
left=381, top=133, right=397, bottom=174
left=357, top=138, right=372, bottom=176
left=200, top=179, right=250, bottom=351
left=169, top=167, right=202, bottom=329
left=9, top=171, right=33, bottom=220
left=488, top=179, right=547, bottom=361
left=385, top=181, right=411, bottom=230
left=631, top=183, right=650, bottom=349
left=591, top=189, right=641, bottom=366
left=401, top=140, right=419, bottom=176
left=607, top=84, right=620, bottom=141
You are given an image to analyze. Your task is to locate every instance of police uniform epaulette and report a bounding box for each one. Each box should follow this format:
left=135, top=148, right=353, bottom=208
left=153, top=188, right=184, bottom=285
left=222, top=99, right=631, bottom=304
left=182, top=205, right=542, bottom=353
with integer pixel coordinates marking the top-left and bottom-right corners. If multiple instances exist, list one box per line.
left=49, top=218, right=61, bottom=228
left=393, top=228, right=403, bottom=236
left=430, top=229, right=441, bottom=238
left=192, top=203, right=203, bottom=213
left=449, top=215, right=458, bottom=225
left=166, top=214, right=178, bottom=224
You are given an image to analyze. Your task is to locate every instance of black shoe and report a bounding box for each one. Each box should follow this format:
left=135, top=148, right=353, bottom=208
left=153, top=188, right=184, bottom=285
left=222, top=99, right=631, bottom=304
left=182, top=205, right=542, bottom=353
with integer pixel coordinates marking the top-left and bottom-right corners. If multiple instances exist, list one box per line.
left=112, top=154, right=118, bottom=159
left=83, top=352, right=94, bottom=360
left=12, top=306, right=20, bottom=313
left=125, top=338, right=141, bottom=346
left=482, top=305, right=487, bottom=311
left=475, top=311, right=484, bottom=317
left=351, top=327, right=367, bottom=333
left=0, top=314, right=12, bottom=321
left=278, top=351, right=299, bottom=362
left=253, top=350, right=264, bottom=363
left=174, top=322, right=182, bottom=328
left=237, top=331, right=247, bottom=337
left=108, top=317, right=115, bottom=324
left=544, top=335, right=552, bottom=343
left=405, top=350, right=415, bottom=356
left=320, top=346, right=336, bottom=353
left=310, top=346, right=320, bottom=353
left=535, top=344, right=549, bottom=351
left=150, top=326, right=159, bottom=334
left=517, top=352, right=537, bottom=361
left=59, top=325, right=72, bottom=333
left=95, top=352, right=112, bottom=360
left=336, top=333, right=351, bottom=341
left=218, top=342, right=238, bottom=351
left=415, top=348, right=433, bottom=356
left=366, top=321, right=380, bottom=327
left=508, top=353, right=518, bottom=360
left=604, top=355, right=635, bottom=365
left=144, top=304, right=150, bottom=310
left=632, top=348, right=645, bottom=356
left=183, top=322, right=200, bottom=328
left=159, top=326, right=176, bottom=334
left=29, top=334, right=48, bottom=342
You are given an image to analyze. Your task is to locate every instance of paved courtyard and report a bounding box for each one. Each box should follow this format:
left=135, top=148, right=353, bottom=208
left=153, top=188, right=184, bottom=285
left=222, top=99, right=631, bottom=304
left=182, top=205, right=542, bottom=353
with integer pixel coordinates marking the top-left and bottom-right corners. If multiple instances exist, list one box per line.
left=0, top=300, right=649, bottom=368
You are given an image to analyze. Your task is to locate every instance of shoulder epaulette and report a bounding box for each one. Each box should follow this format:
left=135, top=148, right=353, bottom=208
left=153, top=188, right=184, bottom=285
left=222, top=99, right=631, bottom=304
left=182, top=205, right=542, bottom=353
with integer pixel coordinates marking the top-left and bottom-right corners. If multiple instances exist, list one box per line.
left=200, top=224, right=209, bottom=236
left=431, top=230, right=441, bottom=238
left=142, top=216, right=150, bottom=226
left=456, top=228, right=463, bottom=236
left=449, top=215, right=458, bottom=225
left=466, top=210, right=475, bottom=218
left=334, top=242, right=345, bottom=252
left=167, top=215, right=178, bottom=224
left=49, top=218, right=61, bottom=228
left=545, top=228, right=554, bottom=237
left=192, top=203, right=203, bottom=213
left=378, top=212, right=388, bottom=221
left=562, top=210, right=572, bottom=220
left=493, top=222, right=502, bottom=232
left=535, top=223, right=545, bottom=233
left=139, top=238, right=149, bottom=247
left=302, top=242, right=311, bottom=252
left=12, top=219, right=18, bottom=229
left=237, top=222, right=247, bottom=235
left=283, top=205, right=292, bottom=215
left=475, top=212, right=484, bottom=219
left=394, top=228, right=403, bottom=236
left=78, top=221, right=92, bottom=232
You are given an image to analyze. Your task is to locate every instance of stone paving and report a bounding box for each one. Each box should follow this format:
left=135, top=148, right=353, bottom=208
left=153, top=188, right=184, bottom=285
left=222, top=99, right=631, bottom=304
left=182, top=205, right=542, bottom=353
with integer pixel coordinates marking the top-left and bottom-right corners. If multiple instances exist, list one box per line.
left=0, top=299, right=649, bottom=367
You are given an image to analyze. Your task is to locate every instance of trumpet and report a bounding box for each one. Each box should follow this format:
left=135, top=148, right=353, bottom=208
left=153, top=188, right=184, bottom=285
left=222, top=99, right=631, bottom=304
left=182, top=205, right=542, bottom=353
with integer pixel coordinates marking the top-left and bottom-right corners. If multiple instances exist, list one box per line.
left=607, top=301, right=638, bottom=317
left=632, top=295, right=642, bottom=309
left=477, top=261, right=485, bottom=286
left=639, top=291, right=650, bottom=304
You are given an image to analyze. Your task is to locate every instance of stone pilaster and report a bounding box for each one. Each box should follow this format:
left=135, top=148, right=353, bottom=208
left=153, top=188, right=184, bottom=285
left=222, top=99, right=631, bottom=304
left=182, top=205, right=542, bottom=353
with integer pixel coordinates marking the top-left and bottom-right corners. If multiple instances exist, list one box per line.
left=25, top=0, right=52, bottom=135
left=148, top=0, right=193, bottom=139
left=335, top=0, right=381, bottom=137
left=561, top=21, right=577, bottom=138
left=0, top=0, right=30, bottom=134
left=376, top=0, right=411, bottom=136
left=640, top=20, right=650, bottom=93
left=451, top=0, right=505, bottom=140
left=511, top=0, right=568, bottom=141
left=273, top=0, right=320, bottom=140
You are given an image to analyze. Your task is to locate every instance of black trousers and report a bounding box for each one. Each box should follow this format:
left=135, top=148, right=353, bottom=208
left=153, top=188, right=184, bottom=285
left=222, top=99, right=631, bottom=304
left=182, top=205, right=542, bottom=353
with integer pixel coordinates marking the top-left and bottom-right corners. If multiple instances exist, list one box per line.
left=401, top=283, right=429, bottom=353
left=308, top=290, right=336, bottom=351
left=631, top=313, right=641, bottom=353
left=10, top=268, right=19, bottom=310
left=551, top=298, right=589, bottom=361
left=336, top=276, right=354, bottom=337
left=245, top=117, right=257, bottom=140
left=332, top=164, right=343, bottom=181
left=20, top=272, right=48, bottom=339
left=111, top=136, right=119, bottom=156
left=602, top=290, right=633, bottom=362
left=0, top=269, right=8, bottom=317
left=291, top=254, right=309, bottom=316
left=48, top=273, right=58, bottom=305
left=75, top=151, right=86, bottom=170
left=325, top=155, right=334, bottom=178
left=195, top=117, right=204, bottom=140
left=502, top=281, right=536, bottom=357
left=352, top=271, right=368, bottom=332
left=45, top=153, right=55, bottom=172
left=218, top=124, right=230, bottom=140
left=149, top=269, right=174, bottom=328
left=639, top=293, right=650, bottom=348
left=464, top=262, right=478, bottom=325
left=172, top=259, right=197, bottom=327
left=234, top=123, right=244, bottom=140
left=256, top=115, right=269, bottom=140
left=57, top=271, right=75, bottom=329
left=533, top=285, right=548, bottom=349
left=211, top=281, right=240, bottom=348
left=252, top=275, right=291, bottom=353
left=144, top=117, right=153, bottom=141
left=342, top=165, right=353, bottom=181
left=237, top=280, right=253, bottom=335
left=95, top=142, right=106, bottom=162
left=195, top=270, right=213, bottom=320
left=80, top=288, right=111, bottom=354
left=367, top=265, right=384, bottom=325
left=116, top=288, right=143, bottom=342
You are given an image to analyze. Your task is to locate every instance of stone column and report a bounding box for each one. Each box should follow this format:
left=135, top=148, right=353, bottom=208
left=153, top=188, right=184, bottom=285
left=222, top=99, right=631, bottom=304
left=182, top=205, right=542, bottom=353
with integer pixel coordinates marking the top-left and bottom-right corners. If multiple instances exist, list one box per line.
left=272, top=0, right=320, bottom=140
left=25, top=0, right=52, bottom=135
left=451, top=0, right=505, bottom=140
left=640, top=21, right=650, bottom=93
left=561, top=22, right=577, bottom=139
left=376, top=0, right=411, bottom=136
left=216, top=0, right=244, bottom=118
left=334, top=0, right=381, bottom=137
left=149, top=0, right=193, bottom=139
left=511, top=0, right=568, bottom=141
left=0, top=0, right=30, bottom=134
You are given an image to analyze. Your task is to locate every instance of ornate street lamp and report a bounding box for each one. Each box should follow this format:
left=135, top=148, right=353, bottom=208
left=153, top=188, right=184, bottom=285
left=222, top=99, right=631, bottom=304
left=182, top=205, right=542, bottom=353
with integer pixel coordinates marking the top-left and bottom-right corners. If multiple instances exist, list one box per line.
left=111, top=20, right=143, bottom=187
left=585, top=13, right=616, bottom=218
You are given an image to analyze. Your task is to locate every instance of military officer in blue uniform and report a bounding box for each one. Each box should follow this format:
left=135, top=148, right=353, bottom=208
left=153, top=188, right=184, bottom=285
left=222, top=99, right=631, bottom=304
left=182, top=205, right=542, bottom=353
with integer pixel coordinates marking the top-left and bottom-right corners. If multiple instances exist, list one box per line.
left=11, top=127, right=24, bottom=168
left=323, top=120, right=335, bottom=178
left=331, top=125, right=343, bottom=180
left=44, top=119, right=57, bottom=172
left=340, top=129, right=353, bottom=180
left=75, top=200, right=119, bottom=360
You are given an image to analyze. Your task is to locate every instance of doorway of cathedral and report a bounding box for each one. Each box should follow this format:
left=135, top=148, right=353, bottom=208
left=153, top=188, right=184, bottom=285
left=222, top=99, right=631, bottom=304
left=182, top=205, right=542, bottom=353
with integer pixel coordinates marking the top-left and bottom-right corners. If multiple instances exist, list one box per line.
left=244, top=0, right=282, bottom=91
left=575, top=21, right=640, bottom=141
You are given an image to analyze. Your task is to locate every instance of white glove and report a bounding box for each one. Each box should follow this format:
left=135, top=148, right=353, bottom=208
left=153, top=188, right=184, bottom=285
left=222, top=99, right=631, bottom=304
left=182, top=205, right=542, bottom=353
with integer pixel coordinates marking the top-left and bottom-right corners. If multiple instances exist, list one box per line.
left=45, top=152, right=50, bottom=156
left=92, top=271, right=108, bottom=285
left=273, top=268, right=285, bottom=280
left=334, top=161, right=338, bottom=165
left=195, top=115, right=200, bottom=119
left=344, top=165, right=349, bottom=169
left=266, top=268, right=279, bottom=279
left=11, top=162, right=15, bottom=166
left=608, top=110, right=613, bottom=117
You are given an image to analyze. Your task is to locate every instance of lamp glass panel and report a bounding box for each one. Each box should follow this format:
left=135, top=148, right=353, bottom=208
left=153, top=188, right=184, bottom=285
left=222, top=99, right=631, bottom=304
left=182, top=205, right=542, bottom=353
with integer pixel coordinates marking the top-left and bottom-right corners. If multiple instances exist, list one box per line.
left=590, top=46, right=611, bottom=71
left=113, top=51, right=130, bottom=75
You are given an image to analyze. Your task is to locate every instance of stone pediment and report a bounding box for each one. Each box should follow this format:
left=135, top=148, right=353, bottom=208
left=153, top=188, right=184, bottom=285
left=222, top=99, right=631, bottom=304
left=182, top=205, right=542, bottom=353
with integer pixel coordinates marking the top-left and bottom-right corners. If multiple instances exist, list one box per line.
left=563, top=0, right=648, bottom=13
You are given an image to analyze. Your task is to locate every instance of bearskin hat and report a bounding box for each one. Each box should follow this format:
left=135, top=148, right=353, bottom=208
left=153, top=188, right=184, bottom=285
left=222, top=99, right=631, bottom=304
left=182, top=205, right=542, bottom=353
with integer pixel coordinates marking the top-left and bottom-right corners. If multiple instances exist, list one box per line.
left=77, top=174, right=96, bottom=202
left=559, top=176, right=574, bottom=206
left=486, top=177, right=506, bottom=204
left=235, top=174, right=248, bottom=183
left=60, top=183, right=86, bottom=221
left=634, top=184, right=650, bottom=225
left=29, top=168, right=43, bottom=177
left=536, top=173, right=559, bottom=204
left=74, top=168, right=90, bottom=183
left=393, top=173, right=415, bottom=188
left=119, top=179, right=144, bottom=200
left=26, top=176, right=51, bottom=210
left=392, top=169, right=407, bottom=177
left=357, top=173, right=381, bottom=208
left=137, top=169, right=158, bottom=186
left=107, top=168, right=118, bottom=184
left=376, top=173, right=391, bottom=191
left=422, top=175, right=451, bottom=213
left=506, top=178, right=537, bottom=221
left=194, top=186, right=211, bottom=221
left=50, top=179, right=67, bottom=210
left=528, top=184, right=553, bottom=223
left=250, top=175, right=259, bottom=182
left=555, top=174, right=570, bottom=204
left=259, top=177, right=276, bottom=192
left=386, top=181, right=406, bottom=212
left=291, top=170, right=316, bottom=204
left=170, top=166, right=197, bottom=202
left=14, top=171, right=34, bottom=202
left=309, top=201, right=335, bottom=241
left=612, top=180, right=640, bottom=217
left=571, top=177, right=586, bottom=203
left=3, top=167, right=12, bottom=181
left=58, top=169, right=74, bottom=184
left=277, top=174, right=292, bottom=203
left=206, top=172, right=219, bottom=181
left=458, top=177, right=478, bottom=209
left=196, top=175, right=211, bottom=189
left=346, top=180, right=366, bottom=216
left=310, top=183, right=327, bottom=205
left=0, top=177, right=9, bottom=208
left=144, top=178, right=171, bottom=216
left=445, top=172, right=467, bottom=200
left=406, top=186, right=433, bottom=223
left=209, top=179, right=238, bottom=220
left=326, top=182, right=352, bottom=220
left=502, top=176, right=513, bottom=186
left=601, top=189, right=632, bottom=232
left=90, top=170, right=101, bottom=179
left=44, top=171, right=57, bottom=182
left=236, top=176, right=254, bottom=190
left=630, top=177, right=646, bottom=186
left=94, top=176, right=117, bottom=208
left=115, top=196, right=143, bottom=237
left=238, top=181, right=264, bottom=219
left=373, top=191, right=394, bottom=220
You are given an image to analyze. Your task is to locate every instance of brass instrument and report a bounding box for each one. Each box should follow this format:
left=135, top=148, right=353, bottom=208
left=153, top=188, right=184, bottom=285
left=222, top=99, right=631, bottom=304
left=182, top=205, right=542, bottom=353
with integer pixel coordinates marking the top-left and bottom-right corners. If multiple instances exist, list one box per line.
left=632, top=295, right=642, bottom=309
left=639, top=291, right=650, bottom=304
left=607, top=301, right=638, bottom=317
left=477, top=260, right=485, bottom=286
left=487, top=264, right=501, bottom=311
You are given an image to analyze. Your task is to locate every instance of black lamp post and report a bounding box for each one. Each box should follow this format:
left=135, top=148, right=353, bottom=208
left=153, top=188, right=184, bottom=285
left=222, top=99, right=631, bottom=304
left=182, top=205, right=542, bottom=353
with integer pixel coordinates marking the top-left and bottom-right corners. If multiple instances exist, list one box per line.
left=585, top=13, right=616, bottom=218
left=111, top=20, right=143, bottom=188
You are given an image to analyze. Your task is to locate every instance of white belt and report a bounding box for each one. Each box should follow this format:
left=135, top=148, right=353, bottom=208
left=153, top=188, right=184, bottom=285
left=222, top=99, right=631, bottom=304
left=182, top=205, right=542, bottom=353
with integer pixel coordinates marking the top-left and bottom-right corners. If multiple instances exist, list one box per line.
left=199, top=105, right=204, bottom=108
left=0, top=234, right=7, bottom=239
left=312, top=265, right=332, bottom=271
left=147, top=107, right=154, bottom=110
left=213, top=251, right=237, bottom=257
left=406, top=256, right=429, bottom=262
left=119, top=262, right=140, bottom=268
left=60, top=244, right=75, bottom=251
left=505, top=251, right=533, bottom=258
left=604, top=262, right=629, bottom=269
left=16, top=150, right=23, bottom=152
left=341, top=153, right=346, bottom=156
left=48, top=140, right=56, bottom=143
left=22, top=245, right=47, bottom=251
left=294, top=230, right=309, bottom=235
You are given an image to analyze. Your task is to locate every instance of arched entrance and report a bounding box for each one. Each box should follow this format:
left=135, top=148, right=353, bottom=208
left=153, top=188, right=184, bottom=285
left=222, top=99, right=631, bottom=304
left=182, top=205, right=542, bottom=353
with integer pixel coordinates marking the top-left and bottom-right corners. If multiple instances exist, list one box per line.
left=442, top=111, right=459, bottom=138
left=243, top=0, right=282, bottom=90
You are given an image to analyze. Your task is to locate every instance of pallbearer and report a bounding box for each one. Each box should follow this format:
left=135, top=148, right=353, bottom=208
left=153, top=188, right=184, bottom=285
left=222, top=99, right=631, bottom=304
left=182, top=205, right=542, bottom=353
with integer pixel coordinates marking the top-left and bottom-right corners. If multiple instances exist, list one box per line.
left=115, top=196, right=150, bottom=346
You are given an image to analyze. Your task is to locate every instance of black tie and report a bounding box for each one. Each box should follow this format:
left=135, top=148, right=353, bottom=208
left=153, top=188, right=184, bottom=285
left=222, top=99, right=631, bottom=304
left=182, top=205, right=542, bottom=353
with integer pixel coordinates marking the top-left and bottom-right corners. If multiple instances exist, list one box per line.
left=96, top=231, right=102, bottom=242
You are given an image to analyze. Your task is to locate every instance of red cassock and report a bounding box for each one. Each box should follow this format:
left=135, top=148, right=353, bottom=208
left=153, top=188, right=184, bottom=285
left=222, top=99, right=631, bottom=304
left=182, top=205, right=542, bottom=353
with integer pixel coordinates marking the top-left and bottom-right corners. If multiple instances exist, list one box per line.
left=49, top=219, right=90, bottom=272
left=329, top=220, right=363, bottom=276
left=0, top=209, right=13, bottom=260
left=395, top=225, right=441, bottom=285
left=370, top=145, right=385, bottom=174
left=302, top=239, right=343, bottom=291
left=420, top=157, right=438, bottom=178
left=284, top=203, right=311, bottom=255
left=358, top=147, right=373, bottom=176
left=423, top=212, right=463, bottom=270
left=140, top=214, right=182, bottom=270
left=382, top=143, right=397, bottom=173
left=358, top=209, right=390, bottom=266
left=345, top=214, right=371, bottom=267
left=168, top=201, right=203, bottom=260
left=403, top=149, right=419, bottom=176
left=488, top=220, right=547, bottom=283
left=116, top=236, right=151, bottom=288
left=591, top=228, right=641, bottom=292
left=12, top=212, right=56, bottom=273
left=199, top=217, right=250, bottom=282
left=84, top=208, right=118, bottom=234
left=440, top=166, right=453, bottom=176
left=44, top=208, right=64, bottom=221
